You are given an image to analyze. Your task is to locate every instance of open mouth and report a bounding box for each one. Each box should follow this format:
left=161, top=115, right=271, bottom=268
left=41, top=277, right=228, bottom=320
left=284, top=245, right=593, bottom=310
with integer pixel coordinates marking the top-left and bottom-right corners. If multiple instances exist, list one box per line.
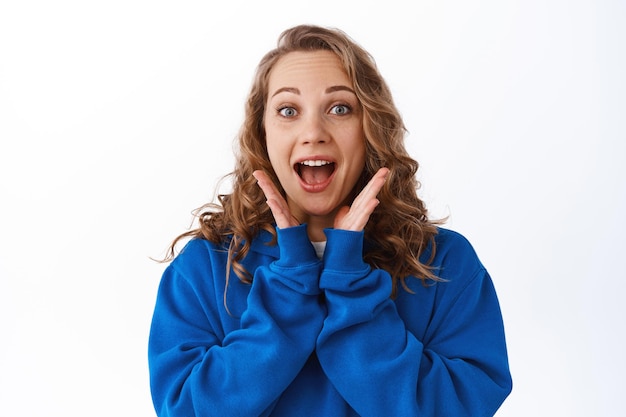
left=295, top=160, right=336, bottom=185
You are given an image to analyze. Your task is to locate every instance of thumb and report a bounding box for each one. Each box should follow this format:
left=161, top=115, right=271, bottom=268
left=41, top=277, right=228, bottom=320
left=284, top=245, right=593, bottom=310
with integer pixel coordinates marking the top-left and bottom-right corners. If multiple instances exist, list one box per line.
left=333, top=206, right=351, bottom=229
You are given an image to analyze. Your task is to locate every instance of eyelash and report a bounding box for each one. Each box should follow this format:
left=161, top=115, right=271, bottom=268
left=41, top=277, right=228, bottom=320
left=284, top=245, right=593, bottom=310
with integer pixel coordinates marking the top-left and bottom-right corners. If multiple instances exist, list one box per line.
left=278, top=106, right=297, bottom=117
left=330, top=104, right=352, bottom=115
left=276, top=104, right=352, bottom=117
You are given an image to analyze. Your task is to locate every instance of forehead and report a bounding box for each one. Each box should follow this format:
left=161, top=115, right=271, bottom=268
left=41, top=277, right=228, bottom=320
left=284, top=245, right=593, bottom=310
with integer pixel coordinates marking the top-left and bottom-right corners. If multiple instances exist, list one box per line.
left=267, top=50, right=351, bottom=91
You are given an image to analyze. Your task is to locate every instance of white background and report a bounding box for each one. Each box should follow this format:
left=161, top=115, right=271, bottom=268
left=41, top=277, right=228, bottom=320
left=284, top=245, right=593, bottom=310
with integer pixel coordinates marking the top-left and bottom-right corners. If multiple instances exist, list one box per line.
left=1, top=1, right=624, bottom=415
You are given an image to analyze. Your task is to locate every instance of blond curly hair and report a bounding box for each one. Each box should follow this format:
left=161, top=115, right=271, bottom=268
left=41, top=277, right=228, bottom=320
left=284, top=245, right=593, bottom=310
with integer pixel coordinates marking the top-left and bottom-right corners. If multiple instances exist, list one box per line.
left=166, top=24, right=443, bottom=297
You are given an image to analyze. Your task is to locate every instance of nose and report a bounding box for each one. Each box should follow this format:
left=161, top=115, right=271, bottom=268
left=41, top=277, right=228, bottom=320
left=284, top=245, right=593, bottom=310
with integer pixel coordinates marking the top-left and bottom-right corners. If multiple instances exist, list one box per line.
left=300, top=113, right=329, bottom=145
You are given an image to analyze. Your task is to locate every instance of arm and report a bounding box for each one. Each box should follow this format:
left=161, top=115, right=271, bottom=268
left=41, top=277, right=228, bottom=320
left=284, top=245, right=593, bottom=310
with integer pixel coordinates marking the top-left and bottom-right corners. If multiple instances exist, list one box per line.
left=148, top=226, right=325, bottom=417
left=316, top=229, right=512, bottom=417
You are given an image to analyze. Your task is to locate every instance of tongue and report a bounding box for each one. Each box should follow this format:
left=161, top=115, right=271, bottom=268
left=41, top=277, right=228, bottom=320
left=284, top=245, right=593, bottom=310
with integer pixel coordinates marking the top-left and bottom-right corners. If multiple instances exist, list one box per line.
left=300, top=164, right=334, bottom=185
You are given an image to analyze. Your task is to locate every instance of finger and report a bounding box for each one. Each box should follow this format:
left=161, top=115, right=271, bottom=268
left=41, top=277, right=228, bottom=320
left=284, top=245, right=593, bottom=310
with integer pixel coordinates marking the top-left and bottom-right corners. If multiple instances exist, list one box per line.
left=333, top=206, right=351, bottom=228
left=349, top=167, right=389, bottom=215
left=335, top=167, right=388, bottom=231
left=265, top=198, right=296, bottom=229
left=362, top=167, right=389, bottom=199
left=253, top=170, right=299, bottom=229
left=334, top=199, right=379, bottom=231
left=253, top=170, right=282, bottom=203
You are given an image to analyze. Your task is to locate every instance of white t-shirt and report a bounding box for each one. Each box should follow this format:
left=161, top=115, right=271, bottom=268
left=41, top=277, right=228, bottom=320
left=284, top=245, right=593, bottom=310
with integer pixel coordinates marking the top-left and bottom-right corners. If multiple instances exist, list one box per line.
left=311, top=241, right=327, bottom=259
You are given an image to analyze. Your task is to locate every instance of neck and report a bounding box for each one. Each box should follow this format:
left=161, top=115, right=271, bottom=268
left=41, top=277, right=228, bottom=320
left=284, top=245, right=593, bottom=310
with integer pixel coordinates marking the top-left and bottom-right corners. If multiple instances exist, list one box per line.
left=304, top=217, right=332, bottom=242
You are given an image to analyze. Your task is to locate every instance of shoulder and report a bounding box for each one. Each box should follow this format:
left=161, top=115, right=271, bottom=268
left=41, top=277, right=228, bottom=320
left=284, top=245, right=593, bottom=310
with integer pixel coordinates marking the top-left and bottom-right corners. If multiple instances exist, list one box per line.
left=172, top=237, right=226, bottom=267
left=164, top=238, right=228, bottom=286
left=167, top=231, right=279, bottom=282
left=418, top=228, right=497, bottom=319
left=397, top=228, right=498, bottom=341
left=432, top=227, right=477, bottom=257
left=428, top=227, right=485, bottom=283
left=171, top=228, right=276, bottom=266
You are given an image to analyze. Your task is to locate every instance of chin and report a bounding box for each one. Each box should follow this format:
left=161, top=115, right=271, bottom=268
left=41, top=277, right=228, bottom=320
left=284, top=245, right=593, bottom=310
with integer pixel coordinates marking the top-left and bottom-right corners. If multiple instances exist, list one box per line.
left=297, top=199, right=341, bottom=219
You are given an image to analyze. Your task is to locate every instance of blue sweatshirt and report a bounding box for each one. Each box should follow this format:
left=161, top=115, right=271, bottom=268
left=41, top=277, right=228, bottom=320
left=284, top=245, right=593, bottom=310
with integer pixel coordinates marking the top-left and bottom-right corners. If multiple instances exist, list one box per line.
left=148, top=226, right=512, bottom=416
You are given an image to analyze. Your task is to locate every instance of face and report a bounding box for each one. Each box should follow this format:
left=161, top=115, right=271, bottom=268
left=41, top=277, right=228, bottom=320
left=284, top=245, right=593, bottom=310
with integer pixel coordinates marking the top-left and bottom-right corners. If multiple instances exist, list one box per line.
left=264, top=50, right=366, bottom=228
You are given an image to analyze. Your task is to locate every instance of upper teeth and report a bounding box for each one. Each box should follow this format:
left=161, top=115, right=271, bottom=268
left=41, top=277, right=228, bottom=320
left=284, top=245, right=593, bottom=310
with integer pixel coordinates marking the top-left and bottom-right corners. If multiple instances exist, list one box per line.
left=300, top=160, right=331, bottom=166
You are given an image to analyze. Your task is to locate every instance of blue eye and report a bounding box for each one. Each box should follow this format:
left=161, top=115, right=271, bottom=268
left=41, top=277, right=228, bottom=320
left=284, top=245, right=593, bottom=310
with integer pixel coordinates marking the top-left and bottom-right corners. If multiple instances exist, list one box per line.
left=330, top=104, right=351, bottom=115
left=279, top=107, right=297, bottom=117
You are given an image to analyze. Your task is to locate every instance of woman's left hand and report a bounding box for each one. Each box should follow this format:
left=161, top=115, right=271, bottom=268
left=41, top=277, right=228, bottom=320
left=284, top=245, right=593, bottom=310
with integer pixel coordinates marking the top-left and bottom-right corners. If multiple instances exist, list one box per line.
left=334, top=167, right=389, bottom=232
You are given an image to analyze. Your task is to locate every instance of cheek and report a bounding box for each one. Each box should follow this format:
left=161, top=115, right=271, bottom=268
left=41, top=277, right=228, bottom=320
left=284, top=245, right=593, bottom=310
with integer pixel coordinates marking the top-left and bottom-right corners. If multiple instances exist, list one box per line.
left=349, top=132, right=366, bottom=165
left=263, top=122, right=280, bottom=161
left=352, top=141, right=367, bottom=180
left=265, top=145, right=281, bottom=173
left=265, top=135, right=290, bottom=177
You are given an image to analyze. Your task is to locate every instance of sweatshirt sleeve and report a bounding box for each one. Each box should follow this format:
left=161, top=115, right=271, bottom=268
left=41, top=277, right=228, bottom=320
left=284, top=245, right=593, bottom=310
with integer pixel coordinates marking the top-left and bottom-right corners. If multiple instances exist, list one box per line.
left=316, top=228, right=512, bottom=417
left=148, top=225, right=325, bottom=417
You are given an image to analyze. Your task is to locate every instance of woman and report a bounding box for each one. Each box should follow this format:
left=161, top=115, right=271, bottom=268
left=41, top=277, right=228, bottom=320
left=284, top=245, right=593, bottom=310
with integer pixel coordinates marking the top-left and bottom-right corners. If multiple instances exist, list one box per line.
left=148, top=24, right=512, bottom=416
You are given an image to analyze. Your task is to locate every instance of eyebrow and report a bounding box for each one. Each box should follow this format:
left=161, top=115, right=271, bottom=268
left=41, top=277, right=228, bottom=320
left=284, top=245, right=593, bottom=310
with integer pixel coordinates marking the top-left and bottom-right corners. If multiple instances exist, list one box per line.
left=270, top=85, right=356, bottom=98
left=326, top=85, right=356, bottom=94
left=271, top=87, right=300, bottom=97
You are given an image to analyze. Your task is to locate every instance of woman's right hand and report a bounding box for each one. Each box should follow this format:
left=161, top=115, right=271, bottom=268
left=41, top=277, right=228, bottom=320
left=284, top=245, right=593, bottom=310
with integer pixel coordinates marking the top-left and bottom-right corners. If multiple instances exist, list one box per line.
left=253, top=170, right=300, bottom=229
